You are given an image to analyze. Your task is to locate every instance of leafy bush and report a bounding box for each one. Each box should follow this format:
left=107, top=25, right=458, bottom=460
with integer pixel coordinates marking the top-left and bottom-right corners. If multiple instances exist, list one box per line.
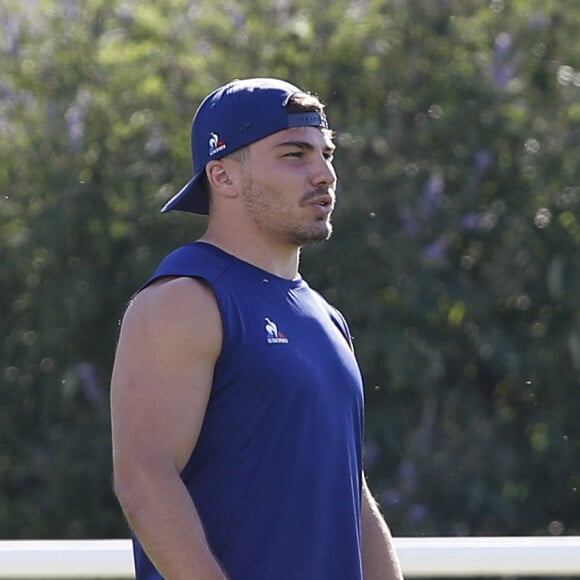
left=1, top=0, right=579, bottom=539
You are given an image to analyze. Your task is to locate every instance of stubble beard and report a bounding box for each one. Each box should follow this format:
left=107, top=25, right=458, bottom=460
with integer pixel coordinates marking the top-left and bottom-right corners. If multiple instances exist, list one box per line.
left=242, top=179, right=334, bottom=248
left=286, top=218, right=333, bottom=247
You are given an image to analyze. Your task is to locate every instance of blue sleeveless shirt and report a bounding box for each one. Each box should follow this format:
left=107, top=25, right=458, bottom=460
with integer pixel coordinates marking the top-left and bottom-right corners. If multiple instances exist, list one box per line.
left=132, top=242, right=364, bottom=580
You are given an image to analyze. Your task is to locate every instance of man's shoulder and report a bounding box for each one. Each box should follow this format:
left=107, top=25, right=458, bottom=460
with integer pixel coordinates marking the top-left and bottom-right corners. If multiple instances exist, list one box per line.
left=153, top=242, right=231, bottom=282
left=133, top=276, right=218, bottom=320
left=134, top=242, right=232, bottom=297
left=125, top=275, right=222, bottom=356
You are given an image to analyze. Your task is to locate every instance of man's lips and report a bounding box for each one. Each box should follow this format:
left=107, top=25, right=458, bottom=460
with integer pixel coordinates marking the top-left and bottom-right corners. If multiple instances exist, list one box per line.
left=303, top=191, right=334, bottom=209
left=310, top=196, right=334, bottom=214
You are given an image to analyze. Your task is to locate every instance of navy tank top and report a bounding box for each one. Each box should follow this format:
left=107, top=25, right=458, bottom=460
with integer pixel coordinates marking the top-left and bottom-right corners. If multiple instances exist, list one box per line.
left=132, top=242, right=364, bottom=580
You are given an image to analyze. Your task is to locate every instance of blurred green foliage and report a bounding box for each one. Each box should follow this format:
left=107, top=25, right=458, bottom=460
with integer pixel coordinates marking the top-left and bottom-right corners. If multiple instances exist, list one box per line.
left=1, top=0, right=579, bottom=540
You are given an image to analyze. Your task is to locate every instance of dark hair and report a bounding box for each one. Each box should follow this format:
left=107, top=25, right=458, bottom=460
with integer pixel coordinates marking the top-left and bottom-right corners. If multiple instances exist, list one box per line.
left=287, top=91, right=326, bottom=114
left=288, top=92, right=332, bottom=139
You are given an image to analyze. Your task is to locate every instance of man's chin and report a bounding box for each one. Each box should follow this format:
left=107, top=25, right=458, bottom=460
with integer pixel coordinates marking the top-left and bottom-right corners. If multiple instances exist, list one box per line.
left=298, top=224, right=333, bottom=246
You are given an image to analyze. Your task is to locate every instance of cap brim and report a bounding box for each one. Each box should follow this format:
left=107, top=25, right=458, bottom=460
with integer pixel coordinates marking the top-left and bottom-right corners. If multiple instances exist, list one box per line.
left=161, top=169, right=209, bottom=215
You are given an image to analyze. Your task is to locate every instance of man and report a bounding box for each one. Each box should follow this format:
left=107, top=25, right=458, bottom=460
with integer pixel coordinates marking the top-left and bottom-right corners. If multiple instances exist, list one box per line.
left=110, top=78, right=403, bottom=580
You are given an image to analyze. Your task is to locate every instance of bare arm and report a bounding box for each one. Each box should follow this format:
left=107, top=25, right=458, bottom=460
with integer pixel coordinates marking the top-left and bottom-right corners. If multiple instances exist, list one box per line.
left=110, top=277, right=227, bottom=580
left=361, top=475, right=404, bottom=580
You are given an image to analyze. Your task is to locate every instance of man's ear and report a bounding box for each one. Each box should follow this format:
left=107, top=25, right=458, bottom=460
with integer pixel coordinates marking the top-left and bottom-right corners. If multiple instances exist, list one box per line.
left=206, top=160, right=234, bottom=192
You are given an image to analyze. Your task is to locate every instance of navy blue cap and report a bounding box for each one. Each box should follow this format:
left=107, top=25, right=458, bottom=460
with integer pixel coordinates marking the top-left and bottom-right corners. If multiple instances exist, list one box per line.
left=161, top=78, right=329, bottom=215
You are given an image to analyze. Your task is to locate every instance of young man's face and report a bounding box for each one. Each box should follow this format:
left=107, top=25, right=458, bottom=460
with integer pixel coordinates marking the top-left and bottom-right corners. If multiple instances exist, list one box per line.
left=235, top=126, right=337, bottom=247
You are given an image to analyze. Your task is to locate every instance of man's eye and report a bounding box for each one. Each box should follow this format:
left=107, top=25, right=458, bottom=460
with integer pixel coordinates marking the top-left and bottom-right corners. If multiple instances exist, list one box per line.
left=285, top=151, right=303, bottom=158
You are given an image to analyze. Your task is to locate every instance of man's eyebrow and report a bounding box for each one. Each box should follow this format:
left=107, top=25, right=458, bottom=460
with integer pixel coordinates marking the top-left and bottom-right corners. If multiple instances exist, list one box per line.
left=275, top=140, right=336, bottom=153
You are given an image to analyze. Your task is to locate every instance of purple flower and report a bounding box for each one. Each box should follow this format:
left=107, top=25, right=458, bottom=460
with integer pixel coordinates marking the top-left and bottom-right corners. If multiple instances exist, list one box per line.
left=382, top=489, right=402, bottom=508
left=400, top=207, right=420, bottom=237
left=63, top=0, right=81, bottom=19
left=145, top=123, right=168, bottom=155
left=66, top=105, right=85, bottom=153
left=65, top=89, right=91, bottom=153
left=490, top=33, right=519, bottom=89
left=2, top=14, right=21, bottom=58
left=529, top=12, right=550, bottom=31
left=116, top=5, right=135, bottom=26
left=226, top=6, right=245, bottom=27
left=495, top=32, right=513, bottom=58
left=493, top=64, right=517, bottom=89
left=421, top=174, right=445, bottom=217
left=398, top=460, right=418, bottom=491
left=424, top=238, right=447, bottom=261
left=460, top=212, right=481, bottom=231
left=76, top=362, right=105, bottom=407
left=0, top=82, right=15, bottom=107
left=475, top=149, right=493, bottom=173
left=407, top=503, right=428, bottom=523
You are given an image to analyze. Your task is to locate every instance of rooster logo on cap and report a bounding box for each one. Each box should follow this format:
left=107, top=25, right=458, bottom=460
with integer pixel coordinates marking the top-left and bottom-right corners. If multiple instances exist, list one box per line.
left=208, top=132, right=226, bottom=156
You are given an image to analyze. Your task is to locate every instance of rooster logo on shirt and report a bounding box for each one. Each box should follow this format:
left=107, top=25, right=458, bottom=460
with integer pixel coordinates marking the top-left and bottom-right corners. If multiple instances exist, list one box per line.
left=265, top=317, right=289, bottom=344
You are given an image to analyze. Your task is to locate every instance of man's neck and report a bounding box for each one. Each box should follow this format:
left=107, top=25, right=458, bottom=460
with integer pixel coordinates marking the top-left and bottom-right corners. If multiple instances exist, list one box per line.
left=199, top=230, right=301, bottom=281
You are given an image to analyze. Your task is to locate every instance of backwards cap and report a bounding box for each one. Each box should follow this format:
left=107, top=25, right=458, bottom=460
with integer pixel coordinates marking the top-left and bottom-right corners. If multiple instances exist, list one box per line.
left=161, top=78, right=328, bottom=215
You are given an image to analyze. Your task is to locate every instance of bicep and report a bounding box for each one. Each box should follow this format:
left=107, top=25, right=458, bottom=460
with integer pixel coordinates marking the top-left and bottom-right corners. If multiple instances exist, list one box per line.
left=110, top=277, right=222, bottom=476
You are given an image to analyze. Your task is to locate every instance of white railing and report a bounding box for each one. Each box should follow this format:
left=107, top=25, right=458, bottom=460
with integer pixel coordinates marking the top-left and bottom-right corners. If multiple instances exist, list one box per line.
left=1, top=537, right=580, bottom=578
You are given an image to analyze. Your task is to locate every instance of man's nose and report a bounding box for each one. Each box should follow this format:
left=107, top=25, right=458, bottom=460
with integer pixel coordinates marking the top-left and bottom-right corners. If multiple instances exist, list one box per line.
left=311, top=156, right=337, bottom=187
